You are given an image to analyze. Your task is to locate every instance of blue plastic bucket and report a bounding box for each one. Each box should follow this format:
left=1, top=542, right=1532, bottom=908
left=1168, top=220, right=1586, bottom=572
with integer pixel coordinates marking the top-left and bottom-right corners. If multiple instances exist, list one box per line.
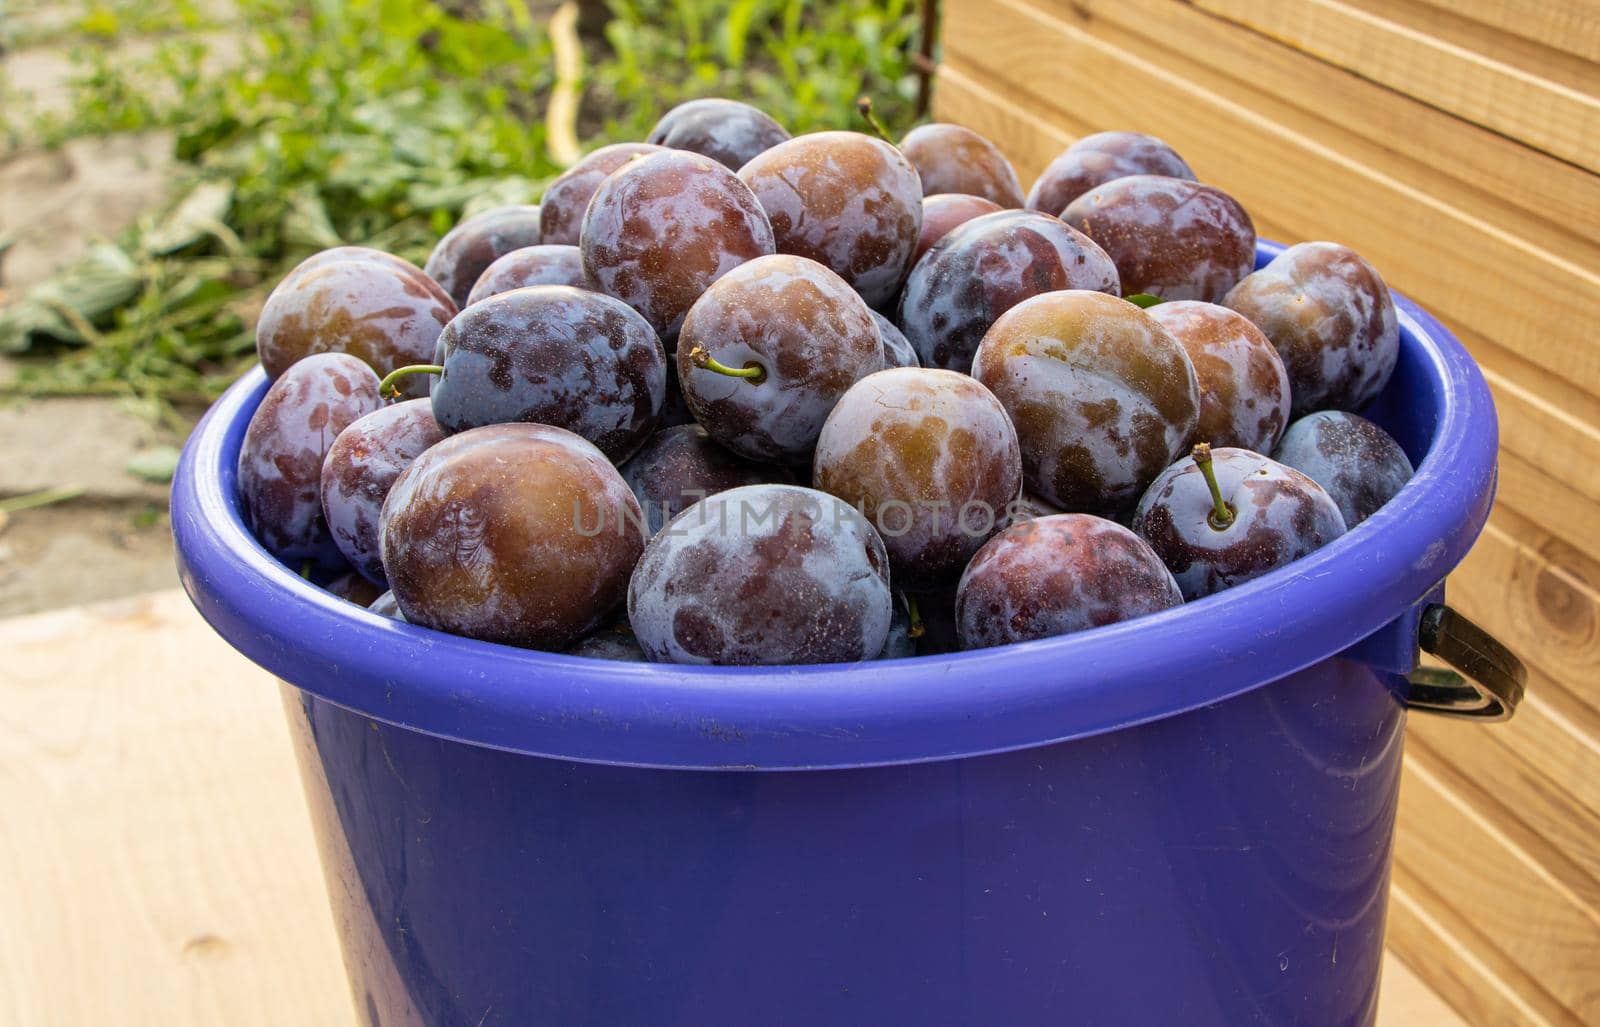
left=173, top=241, right=1515, bottom=1026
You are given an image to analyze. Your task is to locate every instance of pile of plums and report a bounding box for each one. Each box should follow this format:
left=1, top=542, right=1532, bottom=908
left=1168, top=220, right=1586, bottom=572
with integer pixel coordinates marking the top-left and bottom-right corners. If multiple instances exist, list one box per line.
left=236, top=98, right=1416, bottom=665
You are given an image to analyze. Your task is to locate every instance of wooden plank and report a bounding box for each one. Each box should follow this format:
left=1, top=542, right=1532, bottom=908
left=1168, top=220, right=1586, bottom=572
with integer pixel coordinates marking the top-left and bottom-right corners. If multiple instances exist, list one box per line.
left=1409, top=719, right=1600, bottom=911
left=1393, top=748, right=1600, bottom=1022
left=1192, top=0, right=1600, bottom=174
left=938, top=2, right=1600, bottom=405
left=1342, top=0, right=1600, bottom=94
left=0, top=592, right=355, bottom=1027
left=1031, top=0, right=1600, bottom=259
left=1388, top=869, right=1583, bottom=1027
left=1447, top=506, right=1600, bottom=717
left=1412, top=0, right=1600, bottom=65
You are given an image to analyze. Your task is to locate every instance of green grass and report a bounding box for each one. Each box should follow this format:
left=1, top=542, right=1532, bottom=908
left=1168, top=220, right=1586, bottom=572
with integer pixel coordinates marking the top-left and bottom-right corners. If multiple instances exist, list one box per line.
left=0, top=0, right=923, bottom=412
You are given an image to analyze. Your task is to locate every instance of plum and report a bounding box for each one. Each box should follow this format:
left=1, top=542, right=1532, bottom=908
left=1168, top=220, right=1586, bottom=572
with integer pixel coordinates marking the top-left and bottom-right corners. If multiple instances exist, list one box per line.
left=627, top=484, right=893, bottom=665
left=956, top=513, right=1183, bottom=649
left=871, top=310, right=920, bottom=369
left=1273, top=410, right=1414, bottom=527
left=255, top=257, right=456, bottom=396
left=538, top=142, right=664, bottom=245
left=1062, top=175, right=1255, bottom=303
left=898, top=124, right=1024, bottom=207
left=582, top=150, right=776, bottom=340
left=320, top=398, right=446, bottom=584
left=567, top=623, right=647, bottom=662
left=423, top=205, right=544, bottom=309
left=325, top=570, right=385, bottom=607
left=1147, top=300, right=1291, bottom=453
left=465, top=244, right=586, bottom=305
left=913, top=193, right=1003, bottom=267
left=238, top=353, right=384, bottom=567
left=899, top=209, right=1120, bottom=371
left=620, top=423, right=794, bottom=534
left=287, top=246, right=454, bottom=307
left=1131, top=443, right=1346, bottom=600
left=647, top=98, right=790, bottom=170
left=1224, top=242, right=1399, bottom=416
left=426, top=285, right=666, bottom=463
left=813, top=367, right=1021, bottom=587
left=369, top=590, right=406, bottom=621
left=1026, top=131, right=1195, bottom=216
left=738, top=131, right=922, bottom=308
left=971, top=290, right=1200, bottom=518
left=676, top=254, right=882, bottom=463
left=379, top=423, right=645, bottom=649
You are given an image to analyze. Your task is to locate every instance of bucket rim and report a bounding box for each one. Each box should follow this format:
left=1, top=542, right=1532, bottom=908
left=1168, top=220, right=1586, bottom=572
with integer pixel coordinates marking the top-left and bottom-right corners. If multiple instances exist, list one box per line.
left=172, top=240, right=1498, bottom=770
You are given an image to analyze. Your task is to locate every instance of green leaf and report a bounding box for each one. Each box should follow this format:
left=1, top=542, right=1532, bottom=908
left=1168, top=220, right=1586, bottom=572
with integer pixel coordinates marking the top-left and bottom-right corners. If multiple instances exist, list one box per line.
left=144, top=180, right=236, bottom=255
left=126, top=445, right=182, bottom=484
left=1125, top=293, right=1164, bottom=309
left=0, top=245, right=143, bottom=352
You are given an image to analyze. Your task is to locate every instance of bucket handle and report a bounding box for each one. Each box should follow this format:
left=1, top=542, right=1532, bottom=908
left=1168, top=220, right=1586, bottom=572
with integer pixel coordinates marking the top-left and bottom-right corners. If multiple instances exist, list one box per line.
left=1406, top=604, right=1526, bottom=722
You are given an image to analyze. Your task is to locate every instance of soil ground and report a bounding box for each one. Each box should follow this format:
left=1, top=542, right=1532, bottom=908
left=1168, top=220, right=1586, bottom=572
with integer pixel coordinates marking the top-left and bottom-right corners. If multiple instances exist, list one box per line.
left=2, top=25, right=189, bottom=616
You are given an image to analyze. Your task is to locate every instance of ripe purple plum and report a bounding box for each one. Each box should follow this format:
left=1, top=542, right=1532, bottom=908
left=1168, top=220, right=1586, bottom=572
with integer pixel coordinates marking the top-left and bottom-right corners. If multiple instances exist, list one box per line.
left=1063, top=175, right=1255, bottom=303
left=972, top=290, right=1200, bottom=518
left=1273, top=410, right=1414, bottom=528
left=1131, top=443, right=1346, bottom=600
left=567, top=623, right=647, bottom=662
left=878, top=600, right=919, bottom=660
left=423, top=204, right=544, bottom=308
left=369, top=590, right=406, bottom=621
left=1147, top=301, right=1291, bottom=453
left=898, top=124, right=1024, bottom=208
left=320, top=398, right=446, bottom=584
left=425, top=285, right=666, bottom=463
left=326, top=571, right=385, bottom=607
left=870, top=310, right=919, bottom=369
left=738, top=131, right=922, bottom=308
left=288, top=246, right=454, bottom=307
left=380, top=423, right=645, bottom=649
left=538, top=142, right=664, bottom=245
left=913, top=193, right=1003, bottom=267
left=899, top=209, right=1120, bottom=371
left=813, top=368, right=1021, bottom=587
left=255, top=258, right=455, bottom=396
left=465, top=245, right=586, bottom=305
left=1026, top=131, right=1195, bottom=216
left=238, top=353, right=384, bottom=567
left=956, top=513, right=1183, bottom=649
left=626, top=484, right=893, bottom=665
left=647, top=98, right=791, bottom=170
left=582, top=150, right=776, bottom=340
left=1224, top=242, right=1399, bottom=416
left=676, top=254, right=882, bottom=463
left=620, top=423, right=794, bottom=534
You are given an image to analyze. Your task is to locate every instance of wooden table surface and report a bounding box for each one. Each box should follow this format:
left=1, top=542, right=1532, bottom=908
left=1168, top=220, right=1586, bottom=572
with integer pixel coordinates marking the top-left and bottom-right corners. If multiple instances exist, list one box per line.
left=0, top=590, right=1471, bottom=1026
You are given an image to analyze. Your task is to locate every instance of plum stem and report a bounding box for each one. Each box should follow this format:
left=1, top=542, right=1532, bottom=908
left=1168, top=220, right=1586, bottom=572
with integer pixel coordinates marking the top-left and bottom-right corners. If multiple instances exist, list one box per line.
left=1192, top=442, right=1235, bottom=531
left=687, top=345, right=766, bottom=384
left=855, top=96, right=896, bottom=146
left=379, top=363, right=443, bottom=399
left=903, top=592, right=925, bottom=639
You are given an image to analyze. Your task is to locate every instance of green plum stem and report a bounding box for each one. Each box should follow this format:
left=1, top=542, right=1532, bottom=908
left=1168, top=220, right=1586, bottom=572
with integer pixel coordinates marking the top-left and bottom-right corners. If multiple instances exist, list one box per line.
left=687, top=345, right=766, bottom=384
left=379, top=363, right=443, bottom=398
left=1125, top=293, right=1163, bottom=308
left=1192, top=442, right=1235, bottom=531
left=855, top=96, right=896, bottom=146
left=902, top=592, right=925, bottom=639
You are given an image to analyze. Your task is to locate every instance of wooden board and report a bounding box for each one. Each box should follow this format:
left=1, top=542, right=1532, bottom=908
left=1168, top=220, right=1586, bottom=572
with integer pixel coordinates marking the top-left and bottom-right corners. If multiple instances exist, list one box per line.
left=934, top=3, right=1600, bottom=1024
left=0, top=589, right=1474, bottom=1026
